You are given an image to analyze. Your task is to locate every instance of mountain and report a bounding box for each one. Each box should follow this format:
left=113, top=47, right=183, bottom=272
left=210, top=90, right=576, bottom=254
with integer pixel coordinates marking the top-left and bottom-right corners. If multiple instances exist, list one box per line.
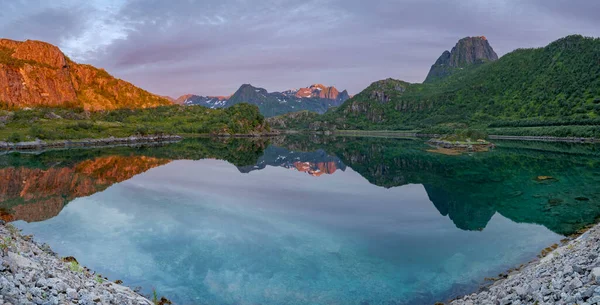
left=276, top=35, right=600, bottom=136
left=285, top=84, right=350, bottom=100
left=180, top=84, right=350, bottom=117
left=176, top=94, right=229, bottom=106
left=424, top=36, right=498, bottom=83
left=0, top=38, right=171, bottom=110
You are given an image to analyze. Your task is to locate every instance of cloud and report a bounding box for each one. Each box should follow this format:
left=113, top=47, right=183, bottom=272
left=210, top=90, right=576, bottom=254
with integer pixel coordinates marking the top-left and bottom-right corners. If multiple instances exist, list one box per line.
left=0, top=0, right=90, bottom=45
left=1, top=0, right=599, bottom=96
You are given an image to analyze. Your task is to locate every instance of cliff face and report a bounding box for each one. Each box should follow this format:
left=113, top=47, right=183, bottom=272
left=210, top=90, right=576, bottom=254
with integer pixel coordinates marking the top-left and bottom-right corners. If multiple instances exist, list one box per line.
left=424, top=36, right=498, bottom=83
left=0, top=39, right=171, bottom=110
left=0, top=155, right=170, bottom=222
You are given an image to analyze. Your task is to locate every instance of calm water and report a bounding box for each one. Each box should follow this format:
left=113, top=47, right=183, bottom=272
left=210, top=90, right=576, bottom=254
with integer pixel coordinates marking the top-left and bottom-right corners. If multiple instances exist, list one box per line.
left=2, top=137, right=600, bottom=305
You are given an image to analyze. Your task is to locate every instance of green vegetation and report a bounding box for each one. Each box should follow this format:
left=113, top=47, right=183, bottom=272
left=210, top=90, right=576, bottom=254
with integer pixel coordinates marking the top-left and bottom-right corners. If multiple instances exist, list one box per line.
left=152, top=289, right=159, bottom=305
left=266, top=110, right=321, bottom=130
left=69, top=261, right=83, bottom=273
left=0, top=236, right=14, bottom=254
left=438, top=129, right=488, bottom=142
left=0, top=103, right=269, bottom=141
left=277, top=35, right=600, bottom=137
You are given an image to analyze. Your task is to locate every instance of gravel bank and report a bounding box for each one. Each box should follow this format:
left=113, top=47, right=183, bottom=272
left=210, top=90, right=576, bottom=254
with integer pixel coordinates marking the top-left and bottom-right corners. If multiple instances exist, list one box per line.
left=0, top=222, right=156, bottom=305
left=448, top=224, right=600, bottom=305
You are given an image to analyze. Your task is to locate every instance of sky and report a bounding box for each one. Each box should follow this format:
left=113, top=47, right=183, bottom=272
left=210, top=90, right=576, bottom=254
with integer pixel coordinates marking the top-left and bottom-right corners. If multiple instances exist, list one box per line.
left=1, top=0, right=599, bottom=97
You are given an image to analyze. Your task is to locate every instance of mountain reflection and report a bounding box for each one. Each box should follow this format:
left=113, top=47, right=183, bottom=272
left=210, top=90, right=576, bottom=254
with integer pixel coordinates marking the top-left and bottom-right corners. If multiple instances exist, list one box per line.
left=237, top=146, right=345, bottom=176
left=0, top=156, right=169, bottom=222
left=1, top=136, right=599, bottom=235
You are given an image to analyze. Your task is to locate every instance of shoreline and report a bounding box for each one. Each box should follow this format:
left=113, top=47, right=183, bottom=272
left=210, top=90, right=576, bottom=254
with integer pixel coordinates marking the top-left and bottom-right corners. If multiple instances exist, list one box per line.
left=2, top=222, right=597, bottom=305
left=0, top=135, right=183, bottom=152
left=275, top=129, right=600, bottom=143
left=0, top=132, right=282, bottom=153
left=445, top=223, right=600, bottom=304
left=0, top=221, right=164, bottom=305
left=1, top=209, right=598, bottom=305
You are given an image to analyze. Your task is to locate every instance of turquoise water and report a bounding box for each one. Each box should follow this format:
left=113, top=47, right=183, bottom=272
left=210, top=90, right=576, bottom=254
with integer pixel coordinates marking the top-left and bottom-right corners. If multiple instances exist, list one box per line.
left=5, top=137, right=600, bottom=305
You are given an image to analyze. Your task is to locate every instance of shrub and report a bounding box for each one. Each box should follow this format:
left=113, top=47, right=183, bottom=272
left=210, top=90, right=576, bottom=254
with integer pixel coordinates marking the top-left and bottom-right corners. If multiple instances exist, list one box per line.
left=458, top=128, right=488, bottom=140
left=8, top=132, right=21, bottom=143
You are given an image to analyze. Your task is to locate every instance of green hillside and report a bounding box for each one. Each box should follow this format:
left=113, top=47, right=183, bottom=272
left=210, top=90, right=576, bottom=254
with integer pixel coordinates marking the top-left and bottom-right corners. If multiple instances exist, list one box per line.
left=273, top=35, right=600, bottom=137
left=0, top=103, right=269, bottom=141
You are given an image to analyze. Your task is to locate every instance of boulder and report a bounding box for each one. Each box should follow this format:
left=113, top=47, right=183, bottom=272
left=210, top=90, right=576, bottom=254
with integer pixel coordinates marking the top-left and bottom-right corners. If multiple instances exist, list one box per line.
left=7, top=252, right=42, bottom=271
left=592, top=267, right=600, bottom=283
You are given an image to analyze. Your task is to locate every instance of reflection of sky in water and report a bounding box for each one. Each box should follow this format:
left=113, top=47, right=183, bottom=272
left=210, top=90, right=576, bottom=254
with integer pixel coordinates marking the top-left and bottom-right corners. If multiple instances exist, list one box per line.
left=16, top=159, right=561, bottom=305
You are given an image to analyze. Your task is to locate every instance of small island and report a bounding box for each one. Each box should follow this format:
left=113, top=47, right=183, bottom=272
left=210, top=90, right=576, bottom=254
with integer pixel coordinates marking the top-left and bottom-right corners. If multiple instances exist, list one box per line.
left=427, top=130, right=495, bottom=155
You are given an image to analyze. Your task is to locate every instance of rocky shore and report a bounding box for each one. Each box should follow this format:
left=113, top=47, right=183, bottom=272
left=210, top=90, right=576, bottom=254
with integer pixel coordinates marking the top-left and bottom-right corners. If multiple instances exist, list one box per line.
left=0, top=135, right=182, bottom=152
left=0, top=222, right=157, bottom=305
left=448, top=223, right=600, bottom=305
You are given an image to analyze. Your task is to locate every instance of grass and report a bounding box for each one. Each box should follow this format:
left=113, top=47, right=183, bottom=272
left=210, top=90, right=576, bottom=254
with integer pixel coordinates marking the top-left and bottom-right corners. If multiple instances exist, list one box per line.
left=0, top=236, right=14, bottom=253
left=0, top=104, right=269, bottom=142
left=152, top=288, right=159, bottom=305
left=69, top=261, right=83, bottom=273
left=151, top=288, right=172, bottom=305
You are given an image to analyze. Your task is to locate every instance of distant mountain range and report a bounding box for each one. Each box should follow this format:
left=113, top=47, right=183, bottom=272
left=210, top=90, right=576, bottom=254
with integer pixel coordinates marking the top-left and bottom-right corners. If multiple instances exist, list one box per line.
left=175, top=84, right=350, bottom=117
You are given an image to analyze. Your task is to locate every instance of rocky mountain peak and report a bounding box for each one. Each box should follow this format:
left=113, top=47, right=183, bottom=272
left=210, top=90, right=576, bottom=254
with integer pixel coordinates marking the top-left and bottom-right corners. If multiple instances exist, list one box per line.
left=424, top=36, right=498, bottom=83
left=174, top=94, right=195, bottom=105
left=0, top=39, right=68, bottom=69
left=450, top=36, right=498, bottom=66
left=291, top=84, right=347, bottom=101
left=0, top=38, right=171, bottom=110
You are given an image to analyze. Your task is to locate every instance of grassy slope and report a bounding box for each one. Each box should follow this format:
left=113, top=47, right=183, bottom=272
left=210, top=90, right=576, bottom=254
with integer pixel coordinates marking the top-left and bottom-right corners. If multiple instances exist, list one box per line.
left=278, top=35, right=600, bottom=137
left=0, top=103, right=269, bottom=142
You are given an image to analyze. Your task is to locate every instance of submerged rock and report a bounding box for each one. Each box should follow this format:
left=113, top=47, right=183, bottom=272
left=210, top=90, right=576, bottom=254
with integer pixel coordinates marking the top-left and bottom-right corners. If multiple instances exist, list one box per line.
left=548, top=198, right=565, bottom=205
left=535, top=176, right=558, bottom=182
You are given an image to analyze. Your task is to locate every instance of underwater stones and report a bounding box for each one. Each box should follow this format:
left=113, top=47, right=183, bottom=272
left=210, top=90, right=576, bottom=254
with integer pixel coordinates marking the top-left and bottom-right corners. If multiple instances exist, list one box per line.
left=548, top=198, right=565, bottom=205
left=535, top=176, right=558, bottom=182
left=508, top=190, right=524, bottom=198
